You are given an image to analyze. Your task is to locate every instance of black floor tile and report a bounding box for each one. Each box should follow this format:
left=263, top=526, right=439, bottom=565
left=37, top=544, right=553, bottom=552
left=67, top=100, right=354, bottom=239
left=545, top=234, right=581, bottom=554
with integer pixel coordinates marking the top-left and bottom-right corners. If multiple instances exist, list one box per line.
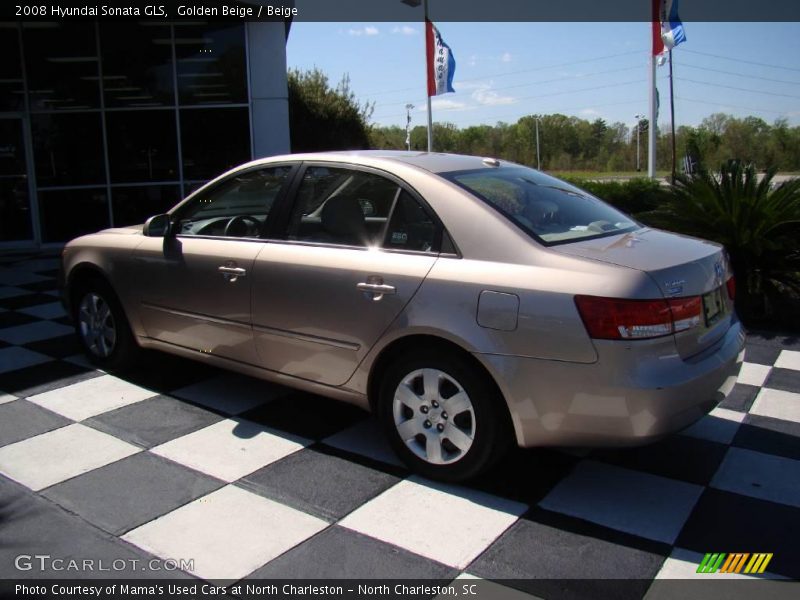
left=743, top=344, right=782, bottom=366
left=591, top=435, right=728, bottom=486
left=41, top=453, right=224, bottom=535
left=732, top=414, right=800, bottom=462
left=85, top=394, right=224, bottom=448
left=0, top=360, right=101, bottom=398
left=17, top=280, right=58, bottom=293
left=0, top=311, right=37, bottom=329
left=248, top=525, right=458, bottom=580
left=470, top=447, right=579, bottom=505
left=719, top=384, right=760, bottom=412
left=240, top=392, right=368, bottom=441
left=240, top=446, right=400, bottom=522
left=764, top=368, right=800, bottom=394
left=116, top=351, right=223, bottom=393
left=675, top=488, right=800, bottom=579
left=24, top=334, right=82, bottom=359
left=470, top=509, right=668, bottom=600
left=0, top=293, right=55, bottom=311
left=0, top=400, right=72, bottom=447
left=0, top=476, right=191, bottom=579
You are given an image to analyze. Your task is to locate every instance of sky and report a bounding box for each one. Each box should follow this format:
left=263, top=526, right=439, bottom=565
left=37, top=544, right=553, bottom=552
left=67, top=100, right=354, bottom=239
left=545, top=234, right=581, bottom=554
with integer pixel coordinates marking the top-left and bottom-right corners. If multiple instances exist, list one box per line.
left=286, top=21, right=800, bottom=132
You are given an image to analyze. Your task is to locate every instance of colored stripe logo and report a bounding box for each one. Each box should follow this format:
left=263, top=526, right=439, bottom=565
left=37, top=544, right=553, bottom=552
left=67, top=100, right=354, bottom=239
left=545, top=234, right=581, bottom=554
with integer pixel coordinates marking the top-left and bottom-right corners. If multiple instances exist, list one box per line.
left=696, top=553, right=773, bottom=574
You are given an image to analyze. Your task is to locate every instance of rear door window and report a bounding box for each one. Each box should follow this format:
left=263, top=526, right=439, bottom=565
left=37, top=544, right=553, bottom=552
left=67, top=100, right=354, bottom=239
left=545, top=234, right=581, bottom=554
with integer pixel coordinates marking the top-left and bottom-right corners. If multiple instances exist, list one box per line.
left=284, top=166, right=439, bottom=252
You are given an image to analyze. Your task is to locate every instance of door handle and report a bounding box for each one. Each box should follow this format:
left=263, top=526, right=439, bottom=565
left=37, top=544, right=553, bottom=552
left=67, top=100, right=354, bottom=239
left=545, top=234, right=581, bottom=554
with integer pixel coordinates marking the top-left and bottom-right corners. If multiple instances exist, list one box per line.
left=357, top=283, right=396, bottom=294
left=218, top=265, right=247, bottom=282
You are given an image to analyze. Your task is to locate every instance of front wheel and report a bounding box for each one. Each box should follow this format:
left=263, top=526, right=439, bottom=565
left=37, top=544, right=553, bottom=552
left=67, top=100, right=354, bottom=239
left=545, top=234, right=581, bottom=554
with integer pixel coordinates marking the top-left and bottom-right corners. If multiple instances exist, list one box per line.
left=73, top=279, right=139, bottom=370
left=378, top=351, right=510, bottom=482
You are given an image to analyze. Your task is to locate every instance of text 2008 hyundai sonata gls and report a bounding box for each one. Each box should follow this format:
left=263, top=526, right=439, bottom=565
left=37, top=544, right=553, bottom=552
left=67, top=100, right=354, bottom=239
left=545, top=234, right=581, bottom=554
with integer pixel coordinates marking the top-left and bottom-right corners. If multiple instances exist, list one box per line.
left=61, top=151, right=744, bottom=481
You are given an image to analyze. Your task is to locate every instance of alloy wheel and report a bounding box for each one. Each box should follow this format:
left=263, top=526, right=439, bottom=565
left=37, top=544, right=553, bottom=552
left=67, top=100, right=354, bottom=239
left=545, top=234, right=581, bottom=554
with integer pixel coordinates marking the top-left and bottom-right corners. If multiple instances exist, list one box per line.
left=78, top=292, right=117, bottom=358
left=392, top=368, right=476, bottom=465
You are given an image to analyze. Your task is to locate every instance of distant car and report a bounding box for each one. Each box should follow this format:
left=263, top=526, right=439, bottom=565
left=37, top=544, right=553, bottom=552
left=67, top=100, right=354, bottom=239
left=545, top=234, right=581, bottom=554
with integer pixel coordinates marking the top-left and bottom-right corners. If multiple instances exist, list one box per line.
left=61, top=152, right=744, bottom=481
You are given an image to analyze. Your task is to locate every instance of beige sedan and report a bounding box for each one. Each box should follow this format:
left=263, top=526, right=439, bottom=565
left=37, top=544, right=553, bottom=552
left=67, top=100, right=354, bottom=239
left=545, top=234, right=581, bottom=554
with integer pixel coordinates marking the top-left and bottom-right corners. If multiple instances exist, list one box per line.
left=61, top=152, right=744, bottom=481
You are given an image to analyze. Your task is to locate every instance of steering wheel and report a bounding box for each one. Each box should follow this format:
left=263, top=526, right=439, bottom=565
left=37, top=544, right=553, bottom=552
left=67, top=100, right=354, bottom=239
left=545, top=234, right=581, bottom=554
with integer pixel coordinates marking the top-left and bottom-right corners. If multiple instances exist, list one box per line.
left=224, top=215, right=261, bottom=237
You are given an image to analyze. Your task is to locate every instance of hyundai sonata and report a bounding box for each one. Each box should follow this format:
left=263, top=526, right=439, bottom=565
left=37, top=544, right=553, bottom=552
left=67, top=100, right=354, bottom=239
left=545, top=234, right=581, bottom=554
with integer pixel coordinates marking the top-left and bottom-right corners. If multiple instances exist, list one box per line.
left=61, top=152, right=744, bottom=481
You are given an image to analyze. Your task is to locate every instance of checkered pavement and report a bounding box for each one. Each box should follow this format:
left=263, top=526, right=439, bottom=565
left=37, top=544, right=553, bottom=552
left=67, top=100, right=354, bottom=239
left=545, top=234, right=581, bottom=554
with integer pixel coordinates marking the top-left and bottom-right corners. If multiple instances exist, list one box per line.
left=1, top=253, right=799, bottom=597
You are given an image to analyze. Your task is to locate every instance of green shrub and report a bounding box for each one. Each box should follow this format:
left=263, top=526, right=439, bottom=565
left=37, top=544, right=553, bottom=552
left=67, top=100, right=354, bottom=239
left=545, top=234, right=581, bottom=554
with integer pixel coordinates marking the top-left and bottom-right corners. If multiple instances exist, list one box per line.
left=560, top=177, right=671, bottom=216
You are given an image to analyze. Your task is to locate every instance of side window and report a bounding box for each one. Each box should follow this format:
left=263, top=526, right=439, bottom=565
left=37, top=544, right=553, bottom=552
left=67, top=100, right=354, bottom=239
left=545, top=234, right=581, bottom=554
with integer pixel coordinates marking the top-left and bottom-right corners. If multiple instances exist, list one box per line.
left=287, top=167, right=398, bottom=247
left=383, top=191, right=437, bottom=252
left=175, top=166, right=291, bottom=238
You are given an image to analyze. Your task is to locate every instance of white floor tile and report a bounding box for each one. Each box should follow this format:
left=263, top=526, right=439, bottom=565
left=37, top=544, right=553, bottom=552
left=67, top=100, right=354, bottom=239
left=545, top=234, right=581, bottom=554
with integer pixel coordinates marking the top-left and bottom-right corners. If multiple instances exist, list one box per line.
left=681, top=407, right=745, bottom=444
left=653, top=547, right=785, bottom=580
left=736, top=362, right=771, bottom=387
left=0, top=393, right=17, bottom=405
left=775, top=350, right=800, bottom=372
left=340, top=476, right=526, bottom=569
left=0, top=423, right=140, bottom=491
left=750, top=388, right=800, bottom=423
left=18, top=302, right=66, bottom=320
left=711, top=447, right=800, bottom=509
left=150, top=418, right=309, bottom=482
left=322, top=419, right=403, bottom=467
left=0, top=321, right=73, bottom=345
left=27, top=374, right=158, bottom=421
left=0, top=346, right=53, bottom=374
left=122, top=485, right=327, bottom=580
left=539, top=461, right=703, bottom=544
left=172, top=375, right=287, bottom=415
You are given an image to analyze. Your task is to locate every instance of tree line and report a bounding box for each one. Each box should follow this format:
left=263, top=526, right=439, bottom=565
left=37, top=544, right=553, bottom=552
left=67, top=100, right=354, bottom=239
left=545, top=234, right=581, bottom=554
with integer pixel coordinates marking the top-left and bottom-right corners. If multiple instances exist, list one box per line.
left=369, top=114, right=800, bottom=173
left=287, top=68, right=800, bottom=172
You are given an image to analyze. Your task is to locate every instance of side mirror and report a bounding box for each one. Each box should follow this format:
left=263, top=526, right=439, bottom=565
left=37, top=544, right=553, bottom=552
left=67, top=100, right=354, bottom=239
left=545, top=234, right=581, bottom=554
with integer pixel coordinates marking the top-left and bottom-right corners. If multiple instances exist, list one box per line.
left=143, top=214, right=171, bottom=237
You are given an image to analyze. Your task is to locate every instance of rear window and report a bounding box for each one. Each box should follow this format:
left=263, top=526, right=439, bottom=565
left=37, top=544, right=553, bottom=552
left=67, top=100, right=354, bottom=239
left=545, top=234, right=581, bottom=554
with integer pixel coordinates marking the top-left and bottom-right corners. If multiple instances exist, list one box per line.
left=445, top=166, right=639, bottom=245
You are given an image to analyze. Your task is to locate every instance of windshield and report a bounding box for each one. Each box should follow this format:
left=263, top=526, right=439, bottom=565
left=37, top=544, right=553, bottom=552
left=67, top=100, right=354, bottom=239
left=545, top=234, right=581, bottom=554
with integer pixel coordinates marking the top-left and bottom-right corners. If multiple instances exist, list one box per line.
left=445, top=166, right=640, bottom=245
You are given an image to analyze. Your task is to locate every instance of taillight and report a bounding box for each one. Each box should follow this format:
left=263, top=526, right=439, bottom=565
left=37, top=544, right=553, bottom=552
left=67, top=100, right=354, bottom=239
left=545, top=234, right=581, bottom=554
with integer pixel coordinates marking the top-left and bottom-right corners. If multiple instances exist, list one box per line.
left=575, top=294, right=702, bottom=340
left=726, top=275, right=736, bottom=300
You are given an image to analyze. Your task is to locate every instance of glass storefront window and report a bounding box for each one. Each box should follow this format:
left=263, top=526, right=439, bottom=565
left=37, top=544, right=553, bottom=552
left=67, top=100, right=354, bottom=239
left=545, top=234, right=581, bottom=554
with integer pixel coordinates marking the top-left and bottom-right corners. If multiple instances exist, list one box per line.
left=106, top=110, right=178, bottom=183
left=180, top=107, right=250, bottom=180
left=111, top=184, right=180, bottom=227
left=38, top=188, right=109, bottom=243
left=22, top=22, right=100, bottom=111
left=0, top=119, right=32, bottom=241
left=175, top=22, right=246, bottom=105
left=0, top=24, right=24, bottom=111
left=32, top=113, right=105, bottom=187
left=100, top=22, right=175, bottom=108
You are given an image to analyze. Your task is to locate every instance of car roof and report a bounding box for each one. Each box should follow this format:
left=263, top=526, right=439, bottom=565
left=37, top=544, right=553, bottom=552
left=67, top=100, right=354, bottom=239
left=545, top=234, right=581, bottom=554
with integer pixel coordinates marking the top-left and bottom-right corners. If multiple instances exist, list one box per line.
left=259, top=150, right=514, bottom=175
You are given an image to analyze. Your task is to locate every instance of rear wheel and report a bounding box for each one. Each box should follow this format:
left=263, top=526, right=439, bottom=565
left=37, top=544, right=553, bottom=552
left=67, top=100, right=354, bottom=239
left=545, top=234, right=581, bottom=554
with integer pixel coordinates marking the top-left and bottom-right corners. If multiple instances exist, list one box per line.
left=73, top=278, right=139, bottom=370
left=378, top=350, right=510, bottom=482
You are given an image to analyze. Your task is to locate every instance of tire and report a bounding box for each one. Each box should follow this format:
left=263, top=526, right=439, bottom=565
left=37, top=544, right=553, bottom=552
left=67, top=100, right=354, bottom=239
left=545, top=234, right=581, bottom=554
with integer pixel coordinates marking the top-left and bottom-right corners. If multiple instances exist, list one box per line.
left=72, top=277, right=140, bottom=371
left=378, top=349, right=510, bottom=482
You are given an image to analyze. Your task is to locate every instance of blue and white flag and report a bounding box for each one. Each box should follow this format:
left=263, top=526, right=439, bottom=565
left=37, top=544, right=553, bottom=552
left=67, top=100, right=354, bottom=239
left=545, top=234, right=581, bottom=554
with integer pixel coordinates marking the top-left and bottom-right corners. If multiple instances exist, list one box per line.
left=660, top=0, right=687, bottom=51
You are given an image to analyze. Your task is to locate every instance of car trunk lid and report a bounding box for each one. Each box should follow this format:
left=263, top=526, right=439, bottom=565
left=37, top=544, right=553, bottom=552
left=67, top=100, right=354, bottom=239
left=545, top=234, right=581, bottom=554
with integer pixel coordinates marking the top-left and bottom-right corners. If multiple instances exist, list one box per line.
left=556, top=228, right=734, bottom=359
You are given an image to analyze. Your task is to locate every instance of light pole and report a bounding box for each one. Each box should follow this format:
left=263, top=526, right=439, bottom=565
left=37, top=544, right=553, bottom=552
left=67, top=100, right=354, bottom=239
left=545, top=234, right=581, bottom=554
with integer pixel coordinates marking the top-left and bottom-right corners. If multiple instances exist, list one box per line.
left=535, top=117, right=541, bottom=170
left=405, top=104, right=414, bottom=151
left=634, top=114, right=643, bottom=172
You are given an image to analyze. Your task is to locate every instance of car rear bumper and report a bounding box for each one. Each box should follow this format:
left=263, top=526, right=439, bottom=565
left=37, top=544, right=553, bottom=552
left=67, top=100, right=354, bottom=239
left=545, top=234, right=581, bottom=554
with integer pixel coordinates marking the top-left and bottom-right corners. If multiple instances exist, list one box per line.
left=477, top=320, right=745, bottom=448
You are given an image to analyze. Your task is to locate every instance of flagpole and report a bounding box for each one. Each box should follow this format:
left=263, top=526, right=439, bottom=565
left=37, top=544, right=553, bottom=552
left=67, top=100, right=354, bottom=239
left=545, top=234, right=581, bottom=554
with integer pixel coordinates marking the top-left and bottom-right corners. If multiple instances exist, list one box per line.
left=424, top=0, right=433, bottom=152
left=648, top=0, right=659, bottom=179
left=669, top=49, right=677, bottom=182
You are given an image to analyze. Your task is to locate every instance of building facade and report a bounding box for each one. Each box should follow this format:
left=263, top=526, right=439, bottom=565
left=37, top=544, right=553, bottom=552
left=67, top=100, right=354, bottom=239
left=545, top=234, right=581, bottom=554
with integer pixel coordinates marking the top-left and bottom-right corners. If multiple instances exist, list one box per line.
left=0, top=18, right=290, bottom=250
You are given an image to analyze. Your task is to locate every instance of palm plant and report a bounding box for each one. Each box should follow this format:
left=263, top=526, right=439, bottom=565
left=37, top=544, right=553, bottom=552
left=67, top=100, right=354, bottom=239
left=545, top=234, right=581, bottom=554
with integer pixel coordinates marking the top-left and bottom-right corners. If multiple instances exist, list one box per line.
left=644, top=160, right=800, bottom=322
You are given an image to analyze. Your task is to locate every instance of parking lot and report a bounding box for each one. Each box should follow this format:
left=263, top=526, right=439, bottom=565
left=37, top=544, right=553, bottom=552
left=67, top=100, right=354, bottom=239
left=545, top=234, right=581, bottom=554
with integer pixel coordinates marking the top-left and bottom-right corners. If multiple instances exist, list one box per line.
left=1, top=253, right=799, bottom=598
